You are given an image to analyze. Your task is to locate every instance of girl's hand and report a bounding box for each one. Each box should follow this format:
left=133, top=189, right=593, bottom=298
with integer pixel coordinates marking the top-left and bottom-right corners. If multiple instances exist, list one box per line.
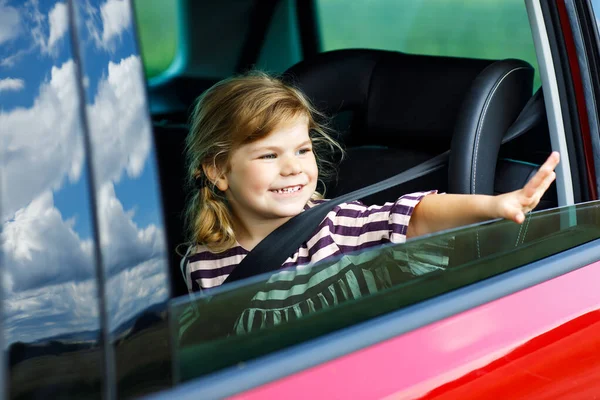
left=495, top=151, right=560, bottom=224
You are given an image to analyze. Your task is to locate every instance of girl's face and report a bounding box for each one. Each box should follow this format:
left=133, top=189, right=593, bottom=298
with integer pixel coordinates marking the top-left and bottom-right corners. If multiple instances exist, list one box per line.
left=216, top=116, right=318, bottom=229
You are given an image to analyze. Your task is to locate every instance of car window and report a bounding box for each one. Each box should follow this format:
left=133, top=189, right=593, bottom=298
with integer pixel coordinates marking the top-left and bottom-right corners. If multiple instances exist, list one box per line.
left=73, top=0, right=174, bottom=396
left=132, top=0, right=179, bottom=79
left=0, top=0, right=105, bottom=397
left=170, top=201, right=600, bottom=382
left=316, top=0, right=541, bottom=89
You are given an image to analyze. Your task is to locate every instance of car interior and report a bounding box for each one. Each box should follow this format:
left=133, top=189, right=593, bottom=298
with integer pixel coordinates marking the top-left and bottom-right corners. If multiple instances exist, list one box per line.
left=138, top=0, right=558, bottom=297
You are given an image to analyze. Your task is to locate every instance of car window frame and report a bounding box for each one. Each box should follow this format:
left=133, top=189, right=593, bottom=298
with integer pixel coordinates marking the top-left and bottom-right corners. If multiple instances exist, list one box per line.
left=528, top=0, right=577, bottom=206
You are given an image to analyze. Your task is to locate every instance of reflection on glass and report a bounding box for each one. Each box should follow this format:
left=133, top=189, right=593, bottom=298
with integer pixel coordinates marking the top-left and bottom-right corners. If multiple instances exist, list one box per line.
left=172, top=202, right=600, bottom=381
left=72, top=0, right=172, bottom=396
left=0, top=0, right=103, bottom=397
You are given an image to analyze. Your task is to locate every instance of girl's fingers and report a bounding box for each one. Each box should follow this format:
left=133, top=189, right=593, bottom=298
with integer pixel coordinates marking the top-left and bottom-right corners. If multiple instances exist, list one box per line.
left=523, top=166, right=550, bottom=198
left=537, top=171, right=556, bottom=197
left=514, top=210, right=525, bottom=224
left=523, top=152, right=560, bottom=198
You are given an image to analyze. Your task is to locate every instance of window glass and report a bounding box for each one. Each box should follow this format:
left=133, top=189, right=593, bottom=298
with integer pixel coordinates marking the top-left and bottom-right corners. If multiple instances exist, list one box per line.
left=316, top=0, right=541, bottom=88
left=132, top=0, right=178, bottom=79
left=0, top=1, right=104, bottom=397
left=171, top=201, right=600, bottom=382
left=74, top=0, right=173, bottom=396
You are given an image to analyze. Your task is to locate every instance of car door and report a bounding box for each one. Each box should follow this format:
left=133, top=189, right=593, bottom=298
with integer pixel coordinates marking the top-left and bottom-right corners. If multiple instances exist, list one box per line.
left=3, top=0, right=600, bottom=399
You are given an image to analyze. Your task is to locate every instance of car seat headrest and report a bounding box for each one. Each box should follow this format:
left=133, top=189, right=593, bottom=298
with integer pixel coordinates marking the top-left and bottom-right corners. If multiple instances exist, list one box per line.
left=285, top=49, right=503, bottom=153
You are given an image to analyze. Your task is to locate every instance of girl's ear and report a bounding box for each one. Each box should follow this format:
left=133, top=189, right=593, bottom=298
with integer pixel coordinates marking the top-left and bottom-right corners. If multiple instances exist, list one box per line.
left=202, top=164, right=228, bottom=191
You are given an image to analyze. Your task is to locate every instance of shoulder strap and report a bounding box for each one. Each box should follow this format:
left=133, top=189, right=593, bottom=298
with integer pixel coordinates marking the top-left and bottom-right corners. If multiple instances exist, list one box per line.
left=223, top=90, right=545, bottom=284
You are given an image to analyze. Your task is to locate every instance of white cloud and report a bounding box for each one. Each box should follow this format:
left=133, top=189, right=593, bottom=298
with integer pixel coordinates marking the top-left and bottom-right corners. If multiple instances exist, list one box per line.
left=1, top=186, right=168, bottom=345
left=1, top=48, right=29, bottom=68
left=81, top=0, right=132, bottom=51
left=0, top=33, right=165, bottom=345
left=0, top=59, right=84, bottom=221
left=87, top=55, right=152, bottom=183
left=26, top=0, right=68, bottom=54
left=1, top=191, right=95, bottom=293
left=0, top=55, right=151, bottom=221
left=0, top=183, right=165, bottom=296
left=0, top=0, right=21, bottom=45
left=100, top=0, right=131, bottom=45
left=3, top=278, right=100, bottom=345
left=96, top=182, right=165, bottom=275
left=106, top=257, right=168, bottom=332
left=47, top=2, right=68, bottom=50
left=27, top=0, right=49, bottom=52
left=77, top=183, right=167, bottom=333
left=0, top=78, right=25, bottom=92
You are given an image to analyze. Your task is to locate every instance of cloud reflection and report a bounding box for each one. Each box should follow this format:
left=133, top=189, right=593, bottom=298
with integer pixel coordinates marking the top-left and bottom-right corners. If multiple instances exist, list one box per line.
left=0, top=0, right=22, bottom=46
left=87, top=55, right=152, bottom=184
left=0, top=78, right=25, bottom=92
left=2, top=0, right=167, bottom=346
left=81, top=0, right=132, bottom=51
left=0, top=59, right=83, bottom=222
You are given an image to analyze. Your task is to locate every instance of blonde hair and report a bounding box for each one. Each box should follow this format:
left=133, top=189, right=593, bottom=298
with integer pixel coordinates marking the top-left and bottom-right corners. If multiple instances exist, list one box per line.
left=183, top=71, right=343, bottom=253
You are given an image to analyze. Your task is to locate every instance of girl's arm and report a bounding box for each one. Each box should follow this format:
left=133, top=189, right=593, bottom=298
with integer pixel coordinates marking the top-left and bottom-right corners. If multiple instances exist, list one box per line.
left=407, top=152, right=560, bottom=238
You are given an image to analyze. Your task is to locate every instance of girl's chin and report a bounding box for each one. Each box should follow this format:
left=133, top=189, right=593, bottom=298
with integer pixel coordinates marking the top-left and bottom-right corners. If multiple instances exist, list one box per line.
left=269, top=202, right=308, bottom=217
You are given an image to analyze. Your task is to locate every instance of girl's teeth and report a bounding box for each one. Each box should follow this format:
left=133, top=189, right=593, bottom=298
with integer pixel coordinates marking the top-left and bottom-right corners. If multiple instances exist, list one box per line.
left=275, top=186, right=300, bottom=193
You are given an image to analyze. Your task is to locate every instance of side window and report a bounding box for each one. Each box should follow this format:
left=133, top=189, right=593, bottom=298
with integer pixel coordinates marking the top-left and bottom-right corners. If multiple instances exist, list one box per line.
left=73, top=0, right=173, bottom=397
left=0, top=1, right=104, bottom=397
left=315, top=0, right=541, bottom=88
left=171, top=201, right=600, bottom=385
left=132, top=0, right=179, bottom=80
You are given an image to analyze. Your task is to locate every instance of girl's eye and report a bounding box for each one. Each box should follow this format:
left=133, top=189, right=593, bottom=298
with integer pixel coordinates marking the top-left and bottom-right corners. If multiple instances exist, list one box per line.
left=259, top=153, right=277, bottom=160
left=297, top=148, right=312, bottom=155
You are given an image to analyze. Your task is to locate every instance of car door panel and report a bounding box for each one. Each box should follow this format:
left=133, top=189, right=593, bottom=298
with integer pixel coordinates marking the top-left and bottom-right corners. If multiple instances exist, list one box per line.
left=222, top=248, right=600, bottom=399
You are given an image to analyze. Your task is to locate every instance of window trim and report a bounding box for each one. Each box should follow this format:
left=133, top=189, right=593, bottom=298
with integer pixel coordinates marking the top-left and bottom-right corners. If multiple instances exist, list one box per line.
left=526, top=0, right=576, bottom=206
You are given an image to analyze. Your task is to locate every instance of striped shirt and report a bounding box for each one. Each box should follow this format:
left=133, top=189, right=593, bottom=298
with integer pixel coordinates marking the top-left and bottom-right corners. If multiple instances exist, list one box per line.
left=185, top=191, right=435, bottom=293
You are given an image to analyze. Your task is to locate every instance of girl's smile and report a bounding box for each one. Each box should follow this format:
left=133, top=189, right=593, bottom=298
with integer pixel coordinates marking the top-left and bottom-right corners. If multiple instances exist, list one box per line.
left=270, top=184, right=304, bottom=195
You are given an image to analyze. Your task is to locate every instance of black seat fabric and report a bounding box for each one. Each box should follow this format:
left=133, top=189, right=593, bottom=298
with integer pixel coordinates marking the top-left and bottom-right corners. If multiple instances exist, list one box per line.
left=448, top=59, right=534, bottom=194
left=284, top=49, right=534, bottom=202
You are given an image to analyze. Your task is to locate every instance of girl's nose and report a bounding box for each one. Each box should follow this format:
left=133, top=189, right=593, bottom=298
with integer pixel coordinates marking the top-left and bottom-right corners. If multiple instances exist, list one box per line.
left=280, top=155, right=302, bottom=175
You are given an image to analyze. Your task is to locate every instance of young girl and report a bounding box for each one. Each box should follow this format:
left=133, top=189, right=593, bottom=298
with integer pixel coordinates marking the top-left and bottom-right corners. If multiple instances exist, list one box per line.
left=182, top=71, right=559, bottom=293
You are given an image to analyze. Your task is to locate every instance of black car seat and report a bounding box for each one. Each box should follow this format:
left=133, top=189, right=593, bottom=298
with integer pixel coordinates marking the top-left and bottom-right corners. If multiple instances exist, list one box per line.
left=283, top=49, right=539, bottom=202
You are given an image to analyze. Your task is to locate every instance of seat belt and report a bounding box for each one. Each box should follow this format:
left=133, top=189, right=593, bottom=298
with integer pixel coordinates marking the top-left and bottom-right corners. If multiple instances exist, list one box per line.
left=223, top=90, right=546, bottom=284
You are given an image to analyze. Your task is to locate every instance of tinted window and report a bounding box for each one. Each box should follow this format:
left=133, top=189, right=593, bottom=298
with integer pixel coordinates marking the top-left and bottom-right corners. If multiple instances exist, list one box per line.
left=171, top=202, right=600, bottom=381
left=0, top=0, right=103, bottom=397
left=316, top=0, right=541, bottom=88
left=133, top=0, right=178, bottom=79
left=73, top=0, right=173, bottom=396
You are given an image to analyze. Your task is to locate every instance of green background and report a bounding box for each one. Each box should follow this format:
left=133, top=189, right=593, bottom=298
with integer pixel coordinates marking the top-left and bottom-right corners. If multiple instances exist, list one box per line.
left=134, top=0, right=539, bottom=87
